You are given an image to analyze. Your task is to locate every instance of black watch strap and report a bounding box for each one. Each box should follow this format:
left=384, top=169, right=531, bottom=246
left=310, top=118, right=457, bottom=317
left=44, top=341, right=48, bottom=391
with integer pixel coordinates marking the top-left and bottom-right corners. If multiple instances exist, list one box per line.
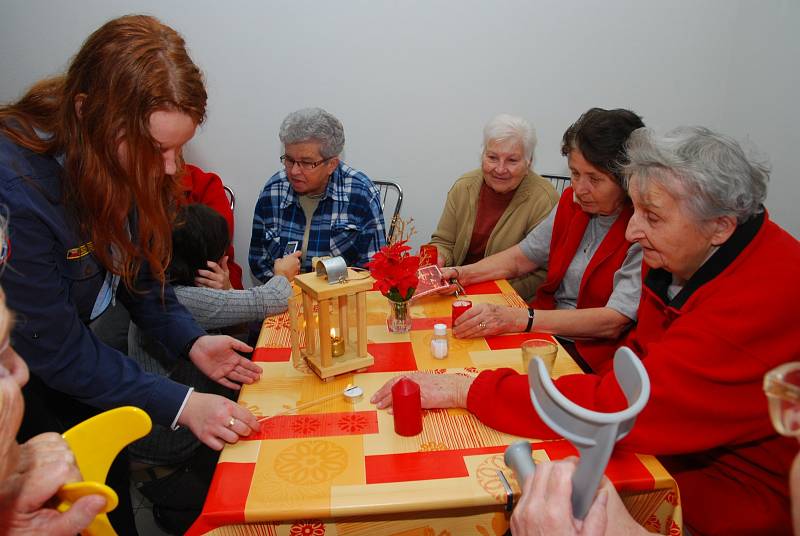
left=525, top=307, right=534, bottom=332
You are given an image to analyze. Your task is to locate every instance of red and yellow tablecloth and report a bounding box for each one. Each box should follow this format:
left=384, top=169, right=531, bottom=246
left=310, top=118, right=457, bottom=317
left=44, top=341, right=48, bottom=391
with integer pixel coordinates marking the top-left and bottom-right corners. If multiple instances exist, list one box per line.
left=188, top=280, right=682, bottom=536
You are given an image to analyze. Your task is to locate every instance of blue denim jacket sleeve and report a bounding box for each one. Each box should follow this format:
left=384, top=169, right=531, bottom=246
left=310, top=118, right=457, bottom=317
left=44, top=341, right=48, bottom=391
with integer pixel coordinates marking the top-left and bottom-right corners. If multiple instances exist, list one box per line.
left=0, top=138, right=202, bottom=425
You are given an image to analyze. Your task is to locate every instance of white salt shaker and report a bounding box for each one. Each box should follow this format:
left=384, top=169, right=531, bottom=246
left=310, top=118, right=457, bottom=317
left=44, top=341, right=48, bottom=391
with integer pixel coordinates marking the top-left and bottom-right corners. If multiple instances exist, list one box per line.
left=430, top=323, right=448, bottom=359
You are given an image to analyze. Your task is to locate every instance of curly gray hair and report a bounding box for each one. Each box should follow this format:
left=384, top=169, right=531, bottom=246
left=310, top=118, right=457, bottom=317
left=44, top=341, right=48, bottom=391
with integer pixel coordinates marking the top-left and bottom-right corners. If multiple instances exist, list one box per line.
left=483, top=114, right=537, bottom=165
left=623, top=126, right=769, bottom=223
left=279, top=107, right=345, bottom=159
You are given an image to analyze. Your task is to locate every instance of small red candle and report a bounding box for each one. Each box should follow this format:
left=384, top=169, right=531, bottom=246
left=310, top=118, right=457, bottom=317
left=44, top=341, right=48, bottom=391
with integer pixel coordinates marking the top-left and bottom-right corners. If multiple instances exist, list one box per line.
left=392, top=377, right=423, bottom=436
left=452, top=299, right=472, bottom=327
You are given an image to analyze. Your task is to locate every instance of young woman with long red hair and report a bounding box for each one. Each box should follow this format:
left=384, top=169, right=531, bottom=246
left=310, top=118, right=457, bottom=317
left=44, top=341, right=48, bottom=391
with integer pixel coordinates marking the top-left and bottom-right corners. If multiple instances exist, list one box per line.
left=0, top=15, right=261, bottom=533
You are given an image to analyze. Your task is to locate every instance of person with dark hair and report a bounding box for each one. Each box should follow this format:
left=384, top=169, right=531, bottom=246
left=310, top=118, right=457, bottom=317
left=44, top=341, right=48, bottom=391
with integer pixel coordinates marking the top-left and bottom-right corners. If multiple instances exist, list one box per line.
left=169, top=204, right=232, bottom=287
left=443, top=108, right=645, bottom=372
left=249, top=107, right=386, bottom=282
left=0, top=15, right=262, bottom=533
left=127, top=204, right=295, bottom=532
left=180, top=163, right=245, bottom=290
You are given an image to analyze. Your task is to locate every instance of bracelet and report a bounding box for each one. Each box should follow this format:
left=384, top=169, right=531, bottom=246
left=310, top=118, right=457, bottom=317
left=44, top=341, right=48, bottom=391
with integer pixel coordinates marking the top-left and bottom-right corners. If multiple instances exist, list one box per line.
left=525, top=307, right=535, bottom=333
left=452, top=267, right=460, bottom=279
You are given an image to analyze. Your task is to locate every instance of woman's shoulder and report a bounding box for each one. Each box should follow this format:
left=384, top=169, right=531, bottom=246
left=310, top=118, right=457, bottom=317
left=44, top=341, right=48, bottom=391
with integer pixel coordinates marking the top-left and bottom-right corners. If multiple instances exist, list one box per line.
left=521, top=171, right=559, bottom=201
left=449, top=169, right=483, bottom=192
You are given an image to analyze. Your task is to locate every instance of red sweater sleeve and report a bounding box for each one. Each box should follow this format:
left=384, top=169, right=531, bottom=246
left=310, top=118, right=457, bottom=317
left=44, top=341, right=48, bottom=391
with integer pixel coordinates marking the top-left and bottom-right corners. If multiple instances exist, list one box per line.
left=466, top=367, right=628, bottom=440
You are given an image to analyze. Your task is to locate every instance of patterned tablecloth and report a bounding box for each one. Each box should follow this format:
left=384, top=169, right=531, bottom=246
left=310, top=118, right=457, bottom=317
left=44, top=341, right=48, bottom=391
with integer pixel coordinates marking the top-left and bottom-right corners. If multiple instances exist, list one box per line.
left=188, top=280, right=682, bottom=536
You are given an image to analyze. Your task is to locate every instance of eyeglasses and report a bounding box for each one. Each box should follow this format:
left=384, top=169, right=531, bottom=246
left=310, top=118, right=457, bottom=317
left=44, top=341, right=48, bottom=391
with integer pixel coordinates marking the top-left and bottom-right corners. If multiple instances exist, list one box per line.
left=280, top=155, right=332, bottom=171
left=763, top=362, right=800, bottom=437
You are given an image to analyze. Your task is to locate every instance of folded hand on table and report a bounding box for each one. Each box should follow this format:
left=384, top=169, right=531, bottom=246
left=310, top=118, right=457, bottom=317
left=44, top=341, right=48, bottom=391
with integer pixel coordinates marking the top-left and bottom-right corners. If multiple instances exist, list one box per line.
left=371, top=372, right=474, bottom=413
left=189, top=334, right=260, bottom=390
left=0, top=432, right=107, bottom=536
left=179, top=392, right=260, bottom=451
left=453, top=302, right=527, bottom=338
left=510, top=458, right=645, bottom=536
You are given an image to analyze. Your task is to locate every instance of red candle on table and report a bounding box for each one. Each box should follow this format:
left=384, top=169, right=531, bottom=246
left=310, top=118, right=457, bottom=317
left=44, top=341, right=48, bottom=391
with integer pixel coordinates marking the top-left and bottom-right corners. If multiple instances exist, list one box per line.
left=452, top=299, right=472, bottom=327
left=392, top=377, right=423, bottom=436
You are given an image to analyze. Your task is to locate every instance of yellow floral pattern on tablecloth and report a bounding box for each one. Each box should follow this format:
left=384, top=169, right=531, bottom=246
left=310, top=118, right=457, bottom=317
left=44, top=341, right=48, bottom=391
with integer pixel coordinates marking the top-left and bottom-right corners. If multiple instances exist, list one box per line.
left=275, top=440, right=348, bottom=485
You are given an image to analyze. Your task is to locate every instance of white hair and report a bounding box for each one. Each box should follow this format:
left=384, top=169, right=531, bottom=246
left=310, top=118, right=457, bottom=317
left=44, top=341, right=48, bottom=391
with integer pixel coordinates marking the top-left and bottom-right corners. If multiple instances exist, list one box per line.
left=483, top=114, right=537, bottom=165
left=623, top=126, right=769, bottom=223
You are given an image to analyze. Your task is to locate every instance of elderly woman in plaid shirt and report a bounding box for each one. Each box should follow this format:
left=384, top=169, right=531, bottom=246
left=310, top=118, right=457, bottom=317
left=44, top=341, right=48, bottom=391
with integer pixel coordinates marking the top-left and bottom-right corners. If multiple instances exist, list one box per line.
left=249, top=107, right=386, bottom=282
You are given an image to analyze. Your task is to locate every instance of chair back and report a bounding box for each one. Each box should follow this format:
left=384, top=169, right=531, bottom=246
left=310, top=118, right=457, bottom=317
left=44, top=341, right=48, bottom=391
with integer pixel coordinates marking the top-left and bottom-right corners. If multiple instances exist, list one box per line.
left=373, top=180, right=403, bottom=241
left=541, top=174, right=570, bottom=194
left=223, top=185, right=236, bottom=211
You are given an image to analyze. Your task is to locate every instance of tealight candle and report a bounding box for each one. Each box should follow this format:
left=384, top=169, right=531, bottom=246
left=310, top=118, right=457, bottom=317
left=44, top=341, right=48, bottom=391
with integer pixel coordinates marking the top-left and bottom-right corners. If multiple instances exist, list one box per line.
left=330, top=328, right=345, bottom=357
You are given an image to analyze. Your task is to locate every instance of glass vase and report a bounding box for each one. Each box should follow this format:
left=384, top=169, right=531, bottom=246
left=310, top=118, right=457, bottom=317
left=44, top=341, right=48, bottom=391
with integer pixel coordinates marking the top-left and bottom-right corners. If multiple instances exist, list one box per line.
left=387, top=298, right=412, bottom=333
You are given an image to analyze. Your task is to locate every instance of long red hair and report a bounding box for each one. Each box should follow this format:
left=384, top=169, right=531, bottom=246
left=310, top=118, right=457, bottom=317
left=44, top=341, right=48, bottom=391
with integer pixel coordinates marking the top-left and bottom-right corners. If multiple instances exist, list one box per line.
left=0, top=14, right=207, bottom=289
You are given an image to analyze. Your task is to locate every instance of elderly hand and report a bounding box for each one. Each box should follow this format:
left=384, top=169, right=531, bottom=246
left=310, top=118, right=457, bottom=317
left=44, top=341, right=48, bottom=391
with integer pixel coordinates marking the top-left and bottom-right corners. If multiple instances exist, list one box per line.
left=15, top=433, right=75, bottom=474
left=371, top=372, right=474, bottom=412
left=453, top=302, right=527, bottom=338
left=195, top=256, right=232, bottom=290
left=188, top=335, right=261, bottom=390
left=0, top=433, right=107, bottom=536
left=274, top=251, right=302, bottom=281
left=440, top=266, right=460, bottom=282
left=510, top=458, right=646, bottom=536
left=511, top=459, right=607, bottom=536
left=179, top=392, right=260, bottom=451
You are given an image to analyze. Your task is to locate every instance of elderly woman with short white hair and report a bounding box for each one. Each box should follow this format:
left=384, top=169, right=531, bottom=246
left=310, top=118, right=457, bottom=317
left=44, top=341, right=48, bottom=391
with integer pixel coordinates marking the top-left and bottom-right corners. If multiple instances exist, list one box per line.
left=429, top=114, right=558, bottom=301
left=374, top=126, right=800, bottom=535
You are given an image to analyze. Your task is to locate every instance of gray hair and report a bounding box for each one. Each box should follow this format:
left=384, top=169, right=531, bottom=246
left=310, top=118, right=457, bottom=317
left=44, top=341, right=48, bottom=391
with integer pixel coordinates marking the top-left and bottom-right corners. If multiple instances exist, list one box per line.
left=623, top=126, right=769, bottom=223
left=483, top=114, right=537, bottom=165
left=279, top=107, right=345, bottom=159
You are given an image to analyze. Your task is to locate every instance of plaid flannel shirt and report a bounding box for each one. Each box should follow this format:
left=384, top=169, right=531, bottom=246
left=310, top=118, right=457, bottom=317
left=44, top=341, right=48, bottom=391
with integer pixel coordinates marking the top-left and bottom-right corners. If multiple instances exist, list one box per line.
left=249, top=162, right=386, bottom=282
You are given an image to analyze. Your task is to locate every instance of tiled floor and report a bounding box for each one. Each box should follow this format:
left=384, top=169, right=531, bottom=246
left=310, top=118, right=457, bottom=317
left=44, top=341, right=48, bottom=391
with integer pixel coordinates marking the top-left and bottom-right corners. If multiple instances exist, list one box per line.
left=131, top=483, right=172, bottom=536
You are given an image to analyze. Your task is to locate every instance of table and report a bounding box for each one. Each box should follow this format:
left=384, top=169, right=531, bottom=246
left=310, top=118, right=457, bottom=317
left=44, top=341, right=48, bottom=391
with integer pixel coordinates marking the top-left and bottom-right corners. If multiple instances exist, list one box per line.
left=188, top=280, right=682, bottom=536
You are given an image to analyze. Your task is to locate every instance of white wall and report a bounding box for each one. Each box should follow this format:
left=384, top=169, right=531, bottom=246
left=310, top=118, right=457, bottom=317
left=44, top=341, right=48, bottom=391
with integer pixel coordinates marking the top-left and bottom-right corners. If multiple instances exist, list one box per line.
left=2, top=0, right=798, bottom=285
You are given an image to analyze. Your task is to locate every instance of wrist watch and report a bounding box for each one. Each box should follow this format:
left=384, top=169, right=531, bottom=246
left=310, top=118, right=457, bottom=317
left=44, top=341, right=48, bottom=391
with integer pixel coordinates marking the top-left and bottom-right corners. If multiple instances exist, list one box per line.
left=525, top=307, right=534, bottom=332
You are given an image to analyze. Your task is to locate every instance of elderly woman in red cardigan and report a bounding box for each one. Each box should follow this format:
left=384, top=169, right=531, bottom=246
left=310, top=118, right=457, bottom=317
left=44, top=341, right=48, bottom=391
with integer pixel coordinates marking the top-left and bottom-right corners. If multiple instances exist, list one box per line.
left=444, top=108, right=645, bottom=372
left=374, top=126, right=800, bottom=535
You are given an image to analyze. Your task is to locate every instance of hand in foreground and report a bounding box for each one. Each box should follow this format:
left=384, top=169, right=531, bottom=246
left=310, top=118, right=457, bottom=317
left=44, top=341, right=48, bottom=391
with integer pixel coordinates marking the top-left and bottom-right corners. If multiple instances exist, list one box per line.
left=453, top=302, right=524, bottom=339
left=179, top=391, right=260, bottom=451
left=273, top=251, right=302, bottom=281
left=511, top=458, right=646, bottom=536
left=370, top=372, right=474, bottom=412
left=189, top=335, right=260, bottom=390
left=195, top=256, right=232, bottom=290
left=15, top=433, right=75, bottom=475
left=0, top=433, right=106, bottom=536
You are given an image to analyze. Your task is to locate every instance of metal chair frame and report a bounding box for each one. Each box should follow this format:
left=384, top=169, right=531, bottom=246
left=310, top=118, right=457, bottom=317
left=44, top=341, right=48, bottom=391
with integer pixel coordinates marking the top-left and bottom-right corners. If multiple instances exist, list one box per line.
left=373, top=180, right=403, bottom=241
left=223, top=185, right=235, bottom=212
left=541, top=174, right=570, bottom=194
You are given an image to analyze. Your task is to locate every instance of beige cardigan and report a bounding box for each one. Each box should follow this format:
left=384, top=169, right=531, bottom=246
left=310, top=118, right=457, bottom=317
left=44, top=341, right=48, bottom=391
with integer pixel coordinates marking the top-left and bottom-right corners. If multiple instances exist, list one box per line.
left=430, top=169, right=558, bottom=301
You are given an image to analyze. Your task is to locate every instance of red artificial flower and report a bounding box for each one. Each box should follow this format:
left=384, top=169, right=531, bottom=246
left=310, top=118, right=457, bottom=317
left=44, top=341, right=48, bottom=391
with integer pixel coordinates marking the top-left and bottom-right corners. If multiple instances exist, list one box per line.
left=367, top=240, right=421, bottom=301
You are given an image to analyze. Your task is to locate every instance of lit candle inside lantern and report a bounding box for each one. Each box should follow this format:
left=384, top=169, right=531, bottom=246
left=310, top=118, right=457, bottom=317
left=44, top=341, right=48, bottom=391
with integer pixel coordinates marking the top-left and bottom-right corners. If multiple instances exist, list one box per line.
left=330, top=328, right=345, bottom=357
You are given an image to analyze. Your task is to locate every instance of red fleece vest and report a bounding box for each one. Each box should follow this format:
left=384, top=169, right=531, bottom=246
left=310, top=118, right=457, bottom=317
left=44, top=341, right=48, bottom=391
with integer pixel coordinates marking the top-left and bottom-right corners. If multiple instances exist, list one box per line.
left=531, top=187, right=634, bottom=372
